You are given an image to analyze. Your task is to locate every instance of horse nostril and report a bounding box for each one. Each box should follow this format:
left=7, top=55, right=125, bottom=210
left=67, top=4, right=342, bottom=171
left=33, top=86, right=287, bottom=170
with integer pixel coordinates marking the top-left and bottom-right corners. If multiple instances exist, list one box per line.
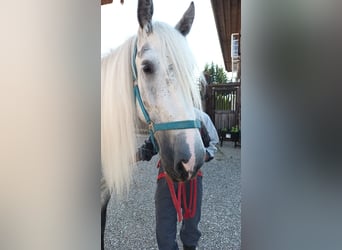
left=176, top=161, right=193, bottom=181
left=176, top=161, right=185, bottom=173
left=176, top=161, right=187, bottom=179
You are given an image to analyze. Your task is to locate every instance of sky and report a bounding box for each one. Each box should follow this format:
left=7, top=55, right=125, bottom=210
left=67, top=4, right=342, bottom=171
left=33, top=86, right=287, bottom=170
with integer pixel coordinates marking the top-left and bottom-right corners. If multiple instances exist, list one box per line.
left=101, top=0, right=225, bottom=71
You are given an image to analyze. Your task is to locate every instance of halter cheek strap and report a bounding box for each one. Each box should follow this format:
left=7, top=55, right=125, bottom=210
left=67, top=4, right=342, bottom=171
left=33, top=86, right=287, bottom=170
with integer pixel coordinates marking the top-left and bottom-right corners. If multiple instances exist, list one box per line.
left=131, top=39, right=201, bottom=152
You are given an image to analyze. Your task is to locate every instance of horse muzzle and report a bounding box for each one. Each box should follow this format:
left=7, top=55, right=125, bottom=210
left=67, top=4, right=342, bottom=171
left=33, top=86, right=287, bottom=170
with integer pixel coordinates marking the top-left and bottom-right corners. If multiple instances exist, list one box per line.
left=158, top=130, right=205, bottom=182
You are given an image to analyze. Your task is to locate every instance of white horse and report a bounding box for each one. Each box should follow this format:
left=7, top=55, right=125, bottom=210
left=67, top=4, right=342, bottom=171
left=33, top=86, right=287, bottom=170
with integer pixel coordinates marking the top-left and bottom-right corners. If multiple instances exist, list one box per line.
left=101, top=0, right=205, bottom=248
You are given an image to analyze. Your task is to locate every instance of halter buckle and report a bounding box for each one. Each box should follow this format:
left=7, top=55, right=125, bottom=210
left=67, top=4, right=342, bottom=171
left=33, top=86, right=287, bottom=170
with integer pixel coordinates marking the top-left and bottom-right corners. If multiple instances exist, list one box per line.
left=148, top=122, right=155, bottom=133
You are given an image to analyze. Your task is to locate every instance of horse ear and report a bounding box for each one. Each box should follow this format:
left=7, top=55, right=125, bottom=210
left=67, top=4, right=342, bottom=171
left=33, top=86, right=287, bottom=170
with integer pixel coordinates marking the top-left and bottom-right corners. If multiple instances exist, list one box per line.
left=175, top=2, right=195, bottom=36
left=137, top=0, right=154, bottom=34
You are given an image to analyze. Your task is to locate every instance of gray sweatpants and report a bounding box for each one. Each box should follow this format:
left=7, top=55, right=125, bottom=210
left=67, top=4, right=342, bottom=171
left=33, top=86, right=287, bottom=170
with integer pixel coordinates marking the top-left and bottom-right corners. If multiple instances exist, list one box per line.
left=155, top=167, right=203, bottom=249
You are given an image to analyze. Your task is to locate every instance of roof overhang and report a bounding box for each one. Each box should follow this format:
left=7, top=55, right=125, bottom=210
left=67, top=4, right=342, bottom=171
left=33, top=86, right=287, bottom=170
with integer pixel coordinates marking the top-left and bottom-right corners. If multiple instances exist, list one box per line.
left=210, top=0, right=241, bottom=72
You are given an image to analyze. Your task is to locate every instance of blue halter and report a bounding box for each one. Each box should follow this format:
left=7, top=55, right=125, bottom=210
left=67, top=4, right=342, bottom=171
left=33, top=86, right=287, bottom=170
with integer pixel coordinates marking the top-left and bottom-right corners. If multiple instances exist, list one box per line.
left=131, top=39, right=201, bottom=152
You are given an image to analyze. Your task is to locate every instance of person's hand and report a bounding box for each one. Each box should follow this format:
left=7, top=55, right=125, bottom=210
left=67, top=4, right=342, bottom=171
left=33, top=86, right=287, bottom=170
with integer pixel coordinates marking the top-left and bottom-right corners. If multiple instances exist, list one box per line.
left=136, top=139, right=157, bottom=161
left=140, top=146, right=155, bottom=161
left=204, top=150, right=213, bottom=162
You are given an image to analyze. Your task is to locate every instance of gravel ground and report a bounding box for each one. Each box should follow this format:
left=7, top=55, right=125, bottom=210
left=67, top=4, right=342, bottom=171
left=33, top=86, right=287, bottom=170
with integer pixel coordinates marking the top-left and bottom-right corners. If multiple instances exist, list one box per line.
left=104, top=136, right=241, bottom=250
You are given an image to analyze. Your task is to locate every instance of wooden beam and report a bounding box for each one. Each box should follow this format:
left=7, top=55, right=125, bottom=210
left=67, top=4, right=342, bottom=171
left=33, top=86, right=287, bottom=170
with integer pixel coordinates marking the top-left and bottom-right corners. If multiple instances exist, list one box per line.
left=101, top=0, right=113, bottom=5
left=211, top=0, right=241, bottom=72
left=101, top=0, right=124, bottom=5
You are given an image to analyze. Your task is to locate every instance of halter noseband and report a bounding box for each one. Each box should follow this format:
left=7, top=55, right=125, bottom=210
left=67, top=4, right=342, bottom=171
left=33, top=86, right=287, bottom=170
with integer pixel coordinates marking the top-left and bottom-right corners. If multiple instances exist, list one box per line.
left=131, top=39, right=201, bottom=152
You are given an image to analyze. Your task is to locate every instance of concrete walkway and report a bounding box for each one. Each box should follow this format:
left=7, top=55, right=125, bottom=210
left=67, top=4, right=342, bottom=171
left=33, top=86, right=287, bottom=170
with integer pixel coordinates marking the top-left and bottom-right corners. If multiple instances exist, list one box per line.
left=104, top=137, right=241, bottom=250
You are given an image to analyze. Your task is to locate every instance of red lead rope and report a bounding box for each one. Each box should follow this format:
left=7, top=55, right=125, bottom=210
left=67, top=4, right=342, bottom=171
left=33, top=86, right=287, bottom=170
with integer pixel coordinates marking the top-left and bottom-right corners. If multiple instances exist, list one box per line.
left=157, top=169, right=202, bottom=222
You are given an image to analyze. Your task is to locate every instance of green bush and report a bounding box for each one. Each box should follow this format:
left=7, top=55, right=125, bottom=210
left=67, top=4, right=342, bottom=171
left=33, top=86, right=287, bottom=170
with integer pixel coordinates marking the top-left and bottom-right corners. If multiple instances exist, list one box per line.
left=203, top=62, right=228, bottom=84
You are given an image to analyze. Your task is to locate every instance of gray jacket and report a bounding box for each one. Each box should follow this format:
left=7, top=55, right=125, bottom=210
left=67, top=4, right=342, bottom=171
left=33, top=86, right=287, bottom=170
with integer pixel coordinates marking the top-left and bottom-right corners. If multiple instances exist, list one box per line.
left=195, top=108, right=219, bottom=160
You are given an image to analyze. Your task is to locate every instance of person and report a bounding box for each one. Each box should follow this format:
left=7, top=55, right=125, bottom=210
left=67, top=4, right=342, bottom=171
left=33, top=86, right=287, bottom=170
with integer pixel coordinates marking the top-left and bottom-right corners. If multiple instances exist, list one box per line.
left=137, top=109, right=219, bottom=250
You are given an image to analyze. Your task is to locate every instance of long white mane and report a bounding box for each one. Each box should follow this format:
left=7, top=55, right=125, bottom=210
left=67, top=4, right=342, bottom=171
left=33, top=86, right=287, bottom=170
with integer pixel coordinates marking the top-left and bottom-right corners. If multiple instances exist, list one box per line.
left=102, top=36, right=137, bottom=195
left=101, top=22, right=203, bottom=195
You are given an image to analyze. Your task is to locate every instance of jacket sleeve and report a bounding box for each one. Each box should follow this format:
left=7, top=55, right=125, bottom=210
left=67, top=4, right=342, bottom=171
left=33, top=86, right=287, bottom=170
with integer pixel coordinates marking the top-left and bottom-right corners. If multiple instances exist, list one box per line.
left=195, top=109, right=219, bottom=161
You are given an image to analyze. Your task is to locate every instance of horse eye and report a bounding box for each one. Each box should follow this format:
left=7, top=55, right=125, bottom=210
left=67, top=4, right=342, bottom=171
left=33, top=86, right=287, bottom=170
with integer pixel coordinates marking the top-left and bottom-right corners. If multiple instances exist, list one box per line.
left=142, top=60, right=154, bottom=74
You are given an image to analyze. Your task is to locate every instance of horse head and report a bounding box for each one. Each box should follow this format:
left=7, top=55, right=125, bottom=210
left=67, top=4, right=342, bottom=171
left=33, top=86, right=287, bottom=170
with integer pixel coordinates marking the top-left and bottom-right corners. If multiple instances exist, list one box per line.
left=134, top=0, right=205, bottom=182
